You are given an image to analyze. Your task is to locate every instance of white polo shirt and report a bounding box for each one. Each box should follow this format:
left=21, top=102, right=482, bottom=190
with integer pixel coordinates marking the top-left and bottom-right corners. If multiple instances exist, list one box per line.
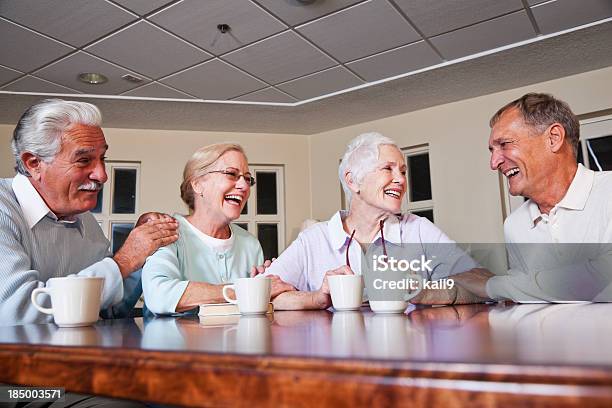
left=487, top=164, right=612, bottom=302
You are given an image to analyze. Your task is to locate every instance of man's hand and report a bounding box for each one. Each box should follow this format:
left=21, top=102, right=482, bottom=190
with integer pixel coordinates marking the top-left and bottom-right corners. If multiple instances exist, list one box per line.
left=313, top=265, right=354, bottom=309
left=113, top=217, right=178, bottom=277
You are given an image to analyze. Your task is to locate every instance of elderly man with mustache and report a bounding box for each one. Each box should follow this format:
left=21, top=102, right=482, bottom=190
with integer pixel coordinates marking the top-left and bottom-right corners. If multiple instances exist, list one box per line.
left=0, top=99, right=179, bottom=326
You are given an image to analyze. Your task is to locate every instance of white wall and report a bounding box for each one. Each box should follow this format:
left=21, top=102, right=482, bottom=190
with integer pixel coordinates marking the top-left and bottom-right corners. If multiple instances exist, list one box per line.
left=309, top=66, right=612, bottom=243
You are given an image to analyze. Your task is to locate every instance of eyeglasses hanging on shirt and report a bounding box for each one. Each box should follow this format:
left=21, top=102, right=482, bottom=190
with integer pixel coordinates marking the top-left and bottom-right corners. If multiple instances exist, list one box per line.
left=345, top=219, right=388, bottom=269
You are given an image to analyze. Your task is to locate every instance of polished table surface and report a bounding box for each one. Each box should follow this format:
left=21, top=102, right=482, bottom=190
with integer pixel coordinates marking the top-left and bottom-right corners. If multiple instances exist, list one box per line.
left=1, top=303, right=612, bottom=407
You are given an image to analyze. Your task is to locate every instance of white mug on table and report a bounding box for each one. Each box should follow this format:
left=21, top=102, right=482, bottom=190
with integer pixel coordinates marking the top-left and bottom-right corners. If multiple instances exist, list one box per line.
left=222, top=277, right=271, bottom=315
left=31, top=276, right=104, bottom=327
left=328, top=275, right=363, bottom=311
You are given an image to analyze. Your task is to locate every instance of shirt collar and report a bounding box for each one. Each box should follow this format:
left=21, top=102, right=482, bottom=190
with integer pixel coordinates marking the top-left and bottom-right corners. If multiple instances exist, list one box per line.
left=557, top=163, right=594, bottom=211
left=12, top=173, right=52, bottom=229
left=526, top=200, right=543, bottom=229
left=525, top=164, right=594, bottom=228
left=11, top=173, right=82, bottom=231
left=327, top=210, right=402, bottom=250
left=328, top=211, right=350, bottom=250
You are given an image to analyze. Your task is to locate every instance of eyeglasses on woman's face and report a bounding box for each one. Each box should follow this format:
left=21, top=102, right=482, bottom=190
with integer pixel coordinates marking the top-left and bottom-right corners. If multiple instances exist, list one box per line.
left=205, top=168, right=256, bottom=186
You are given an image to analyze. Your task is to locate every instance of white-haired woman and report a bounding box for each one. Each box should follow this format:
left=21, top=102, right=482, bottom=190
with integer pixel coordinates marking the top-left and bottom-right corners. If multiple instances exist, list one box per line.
left=264, top=132, right=487, bottom=310
left=143, top=143, right=293, bottom=314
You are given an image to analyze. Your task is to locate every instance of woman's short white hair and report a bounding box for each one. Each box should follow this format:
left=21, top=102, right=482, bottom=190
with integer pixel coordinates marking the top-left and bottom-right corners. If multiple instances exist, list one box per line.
left=11, top=99, right=102, bottom=176
left=338, top=132, right=399, bottom=205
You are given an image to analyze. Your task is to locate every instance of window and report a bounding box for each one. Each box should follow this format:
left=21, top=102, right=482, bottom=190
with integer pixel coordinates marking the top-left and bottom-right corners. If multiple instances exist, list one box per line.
left=91, top=161, right=140, bottom=254
left=579, top=115, right=612, bottom=171
left=234, top=165, right=285, bottom=260
left=402, top=145, right=434, bottom=222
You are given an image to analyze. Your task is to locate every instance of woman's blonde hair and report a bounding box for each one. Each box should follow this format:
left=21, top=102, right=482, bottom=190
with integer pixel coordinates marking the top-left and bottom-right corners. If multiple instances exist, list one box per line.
left=180, top=143, right=246, bottom=212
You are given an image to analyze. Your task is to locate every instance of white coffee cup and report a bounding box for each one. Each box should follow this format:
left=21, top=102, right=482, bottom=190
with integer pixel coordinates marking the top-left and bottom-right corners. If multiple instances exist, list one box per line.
left=369, top=300, right=408, bottom=314
left=328, top=275, right=363, bottom=311
left=31, top=276, right=104, bottom=327
left=222, top=277, right=271, bottom=315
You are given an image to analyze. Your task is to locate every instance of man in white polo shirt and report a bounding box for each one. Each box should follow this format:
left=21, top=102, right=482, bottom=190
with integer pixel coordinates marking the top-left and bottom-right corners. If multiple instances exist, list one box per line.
left=485, top=93, right=612, bottom=302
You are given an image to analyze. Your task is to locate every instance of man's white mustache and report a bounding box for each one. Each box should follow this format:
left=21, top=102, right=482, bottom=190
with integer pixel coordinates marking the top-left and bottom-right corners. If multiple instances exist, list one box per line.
left=78, top=182, right=103, bottom=191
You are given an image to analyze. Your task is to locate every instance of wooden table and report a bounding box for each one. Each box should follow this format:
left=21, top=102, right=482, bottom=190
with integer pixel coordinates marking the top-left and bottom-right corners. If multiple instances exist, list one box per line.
left=1, top=303, right=612, bottom=407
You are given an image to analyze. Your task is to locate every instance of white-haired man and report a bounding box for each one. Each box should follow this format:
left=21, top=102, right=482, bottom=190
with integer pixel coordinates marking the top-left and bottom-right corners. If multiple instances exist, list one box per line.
left=0, top=99, right=179, bottom=325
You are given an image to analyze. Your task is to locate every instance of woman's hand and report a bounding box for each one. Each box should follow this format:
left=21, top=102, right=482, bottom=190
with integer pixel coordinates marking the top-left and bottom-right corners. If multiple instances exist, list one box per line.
left=268, top=275, right=296, bottom=298
left=249, top=259, right=295, bottom=298
left=136, top=211, right=175, bottom=227
left=250, top=258, right=275, bottom=277
left=313, top=266, right=354, bottom=309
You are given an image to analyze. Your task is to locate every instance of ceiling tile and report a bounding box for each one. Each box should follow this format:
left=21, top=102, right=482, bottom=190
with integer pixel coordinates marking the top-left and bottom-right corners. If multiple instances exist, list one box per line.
left=149, top=0, right=286, bottom=55
left=527, top=0, right=549, bottom=4
left=346, top=41, right=442, bottom=81
left=160, top=59, right=266, bottom=100
left=0, top=19, right=73, bottom=72
left=223, top=31, right=336, bottom=84
left=531, top=0, right=612, bottom=34
left=0, top=0, right=137, bottom=47
left=112, top=0, right=174, bottom=16
left=297, top=0, right=421, bottom=63
left=233, top=87, right=297, bottom=103
left=254, top=0, right=362, bottom=26
left=1, top=75, right=79, bottom=94
left=278, top=66, right=363, bottom=100
left=394, top=0, right=524, bottom=37
left=0, top=65, right=23, bottom=87
left=122, top=82, right=195, bottom=98
left=86, top=21, right=211, bottom=79
left=34, top=51, right=150, bottom=94
left=430, top=11, right=535, bottom=60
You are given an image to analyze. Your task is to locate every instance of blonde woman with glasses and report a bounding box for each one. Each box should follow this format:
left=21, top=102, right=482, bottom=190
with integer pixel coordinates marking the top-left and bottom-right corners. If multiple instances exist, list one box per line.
left=143, top=143, right=293, bottom=315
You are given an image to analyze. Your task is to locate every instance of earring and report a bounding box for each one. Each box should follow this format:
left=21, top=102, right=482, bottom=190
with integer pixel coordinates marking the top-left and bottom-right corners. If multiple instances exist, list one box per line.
left=199, top=192, right=204, bottom=198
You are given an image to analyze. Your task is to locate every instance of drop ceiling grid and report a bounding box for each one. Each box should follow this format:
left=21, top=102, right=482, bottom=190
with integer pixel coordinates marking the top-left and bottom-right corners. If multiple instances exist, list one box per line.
left=0, top=0, right=611, bottom=103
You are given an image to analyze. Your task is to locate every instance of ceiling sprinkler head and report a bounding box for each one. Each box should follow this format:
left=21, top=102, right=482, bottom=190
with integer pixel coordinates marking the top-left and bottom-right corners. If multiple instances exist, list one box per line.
left=217, top=24, right=231, bottom=34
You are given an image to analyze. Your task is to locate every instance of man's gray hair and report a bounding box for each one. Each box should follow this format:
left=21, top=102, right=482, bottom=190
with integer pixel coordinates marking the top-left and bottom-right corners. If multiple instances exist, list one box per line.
left=339, top=132, right=399, bottom=205
left=11, top=99, right=102, bottom=176
left=489, top=93, right=580, bottom=157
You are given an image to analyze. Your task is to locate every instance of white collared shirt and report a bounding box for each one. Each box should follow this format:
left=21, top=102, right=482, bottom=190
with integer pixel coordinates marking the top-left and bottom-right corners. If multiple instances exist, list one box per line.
left=487, top=164, right=612, bottom=302
left=504, top=164, right=612, bottom=244
left=265, top=211, right=477, bottom=292
left=0, top=174, right=123, bottom=324
left=12, top=173, right=80, bottom=229
left=12, top=173, right=54, bottom=229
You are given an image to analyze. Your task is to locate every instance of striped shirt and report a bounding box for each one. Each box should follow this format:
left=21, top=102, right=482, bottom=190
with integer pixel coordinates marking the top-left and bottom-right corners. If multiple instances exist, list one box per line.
left=0, top=175, right=123, bottom=325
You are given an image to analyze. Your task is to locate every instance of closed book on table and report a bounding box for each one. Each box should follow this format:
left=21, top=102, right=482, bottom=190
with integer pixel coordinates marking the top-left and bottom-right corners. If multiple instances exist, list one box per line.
left=198, top=302, right=274, bottom=317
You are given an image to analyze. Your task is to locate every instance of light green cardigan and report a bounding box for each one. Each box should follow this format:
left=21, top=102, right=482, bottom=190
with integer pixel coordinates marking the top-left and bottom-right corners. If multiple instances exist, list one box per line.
left=142, top=214, right=263, bottom=314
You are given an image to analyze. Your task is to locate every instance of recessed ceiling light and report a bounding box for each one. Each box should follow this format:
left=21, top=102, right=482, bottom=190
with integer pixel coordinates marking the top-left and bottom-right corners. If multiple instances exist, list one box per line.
left=78, top=72, right=108, bottom=85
